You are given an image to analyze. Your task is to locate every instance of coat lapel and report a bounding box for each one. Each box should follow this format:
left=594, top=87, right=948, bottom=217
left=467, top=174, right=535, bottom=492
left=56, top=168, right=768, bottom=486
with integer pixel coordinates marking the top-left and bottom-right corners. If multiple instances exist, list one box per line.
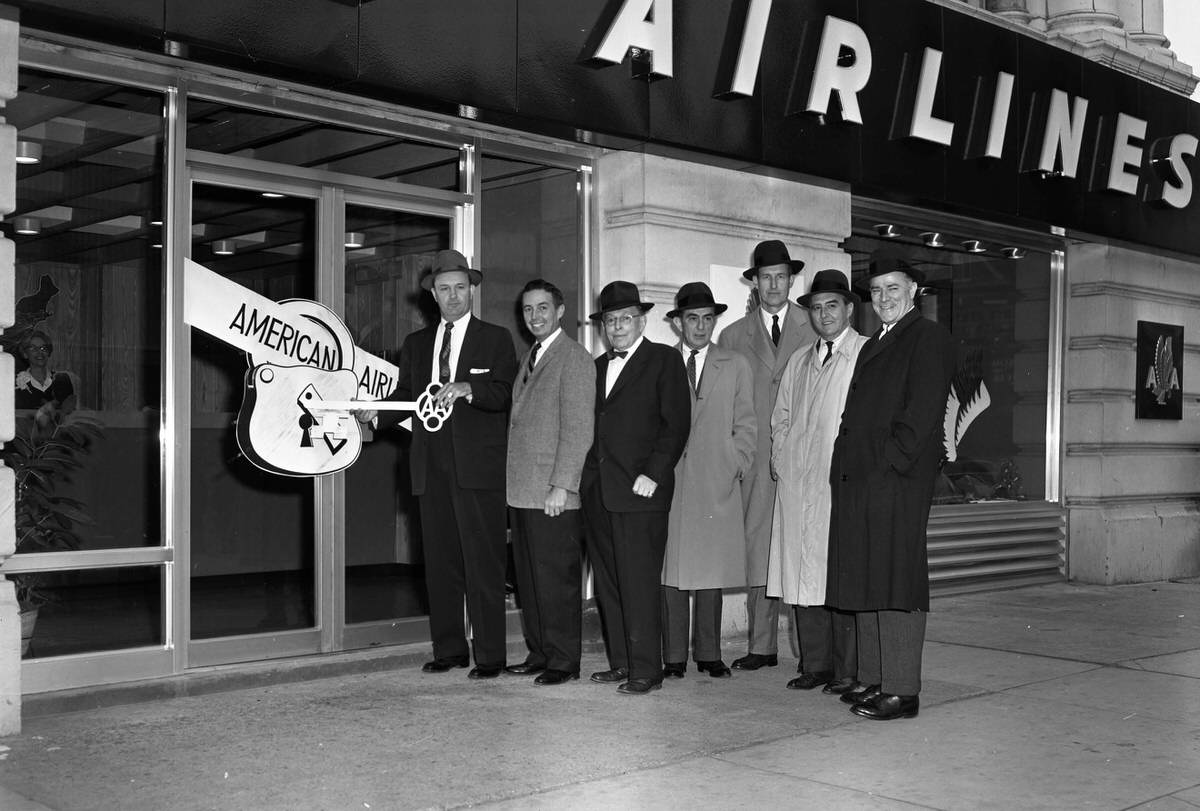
left=605, top=340, right=648, bottom=402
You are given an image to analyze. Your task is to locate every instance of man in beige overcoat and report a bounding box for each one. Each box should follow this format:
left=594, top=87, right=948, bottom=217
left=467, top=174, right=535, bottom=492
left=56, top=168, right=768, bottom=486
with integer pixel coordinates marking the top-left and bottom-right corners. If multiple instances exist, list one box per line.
left=717, top=240, right=815, bottom=670
left=768, top=270, right=867, bottom=695
left=506, top=279, right=596, bottom=685
left=662, top=283, right=756, bottom=680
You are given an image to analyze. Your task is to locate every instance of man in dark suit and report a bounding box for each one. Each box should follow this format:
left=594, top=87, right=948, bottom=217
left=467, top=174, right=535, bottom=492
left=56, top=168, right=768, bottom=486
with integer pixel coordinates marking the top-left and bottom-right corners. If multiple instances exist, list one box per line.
left=357, top=249, right=517, bottom=679
left=827, top=259, right=955, bottom=720
left=582, top=281, right=691, bottom=695
left=505, top=279, right=596, bottom=686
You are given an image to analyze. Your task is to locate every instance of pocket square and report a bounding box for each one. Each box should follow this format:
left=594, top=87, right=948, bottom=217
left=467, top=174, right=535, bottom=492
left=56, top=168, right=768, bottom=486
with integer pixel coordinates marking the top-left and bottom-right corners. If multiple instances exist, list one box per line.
left=469, top=367, right=490, bottom=374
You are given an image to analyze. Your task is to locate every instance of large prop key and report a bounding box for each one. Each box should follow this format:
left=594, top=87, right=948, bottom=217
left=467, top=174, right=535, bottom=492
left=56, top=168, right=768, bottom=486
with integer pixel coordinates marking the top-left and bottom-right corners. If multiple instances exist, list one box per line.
left=311, top=381, right=454, bottom=432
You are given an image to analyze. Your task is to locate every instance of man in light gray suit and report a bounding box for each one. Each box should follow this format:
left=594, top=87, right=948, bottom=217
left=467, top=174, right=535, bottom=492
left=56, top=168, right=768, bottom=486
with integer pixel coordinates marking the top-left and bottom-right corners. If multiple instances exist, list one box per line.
left=505, top=278, right=596, bottom=686
left=718, top=240, right=815, bottom=670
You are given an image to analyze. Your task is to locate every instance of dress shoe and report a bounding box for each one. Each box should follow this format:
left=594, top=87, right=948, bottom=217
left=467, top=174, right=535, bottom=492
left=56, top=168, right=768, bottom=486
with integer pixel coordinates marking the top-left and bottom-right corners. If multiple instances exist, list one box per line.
left=467, top=665, right=503, bottom=680
left=421, top=656, right=469, bottom=673
left=534, top=669, right=580, bottom=686
left=590, top=667, right=629, bottom=684
left=696, top=660, right=732, bottom=678
left=822, top=676, right=859, bottom=695
left=662, top=662, right=687, bottom=679
left=851, top=692, right=920, bottom=720
left=616, top=678, right=663, bottom=695
left=840, top=683, right=881, bottom=705
left=504, top=661, right=546, bottom=676
left=731, top=653, right=778, bottom=670
left=786, top=670, right=833, bottom=690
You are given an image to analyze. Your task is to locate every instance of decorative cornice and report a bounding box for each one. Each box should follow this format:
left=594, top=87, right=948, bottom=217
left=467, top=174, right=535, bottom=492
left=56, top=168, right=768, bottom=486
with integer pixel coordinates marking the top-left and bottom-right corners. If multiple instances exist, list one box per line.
left=1066, top=493, right=1200, bottom=509
left=604, top=205, right=844, bottom=249
left=1066, top=443, right=1200, bottom=456
left=1070, top=281, right=1200, bottom=308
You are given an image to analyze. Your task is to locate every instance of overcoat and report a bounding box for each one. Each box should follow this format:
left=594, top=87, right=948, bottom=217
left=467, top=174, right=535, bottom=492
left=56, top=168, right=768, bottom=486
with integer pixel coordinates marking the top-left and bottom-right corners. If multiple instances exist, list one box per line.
left=506, top=332, right=596, bottom=510
left=717, top=303, right=814, bottom=584
left=663, top=344, right=756, bottom=590
left=581, top=338, right=691, bottom=513
left=826, top=310, right=955, bottom=612
left=767, top=329, right=867, bottom=605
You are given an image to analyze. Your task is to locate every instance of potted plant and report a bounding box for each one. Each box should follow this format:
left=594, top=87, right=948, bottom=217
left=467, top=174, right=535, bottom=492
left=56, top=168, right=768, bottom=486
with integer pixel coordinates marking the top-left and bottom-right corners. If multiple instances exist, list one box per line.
left=3, top=405, right=102, bottom=654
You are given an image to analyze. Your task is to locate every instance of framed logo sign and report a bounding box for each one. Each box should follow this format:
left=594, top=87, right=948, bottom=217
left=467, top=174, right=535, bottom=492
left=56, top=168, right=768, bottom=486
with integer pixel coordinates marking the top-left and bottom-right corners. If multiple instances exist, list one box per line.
left=1135, top=321, right=1183, bottom=420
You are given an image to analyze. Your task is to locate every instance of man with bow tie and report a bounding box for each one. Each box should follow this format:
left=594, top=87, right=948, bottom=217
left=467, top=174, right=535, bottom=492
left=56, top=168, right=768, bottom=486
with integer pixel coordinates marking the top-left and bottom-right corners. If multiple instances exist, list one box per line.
left=581, top=281, right=691, bottom=695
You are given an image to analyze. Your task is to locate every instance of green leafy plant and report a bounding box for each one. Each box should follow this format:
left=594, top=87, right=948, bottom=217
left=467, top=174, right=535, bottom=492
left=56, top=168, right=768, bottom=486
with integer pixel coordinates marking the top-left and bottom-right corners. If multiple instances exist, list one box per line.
left=3, top=409, right=103, bottom=608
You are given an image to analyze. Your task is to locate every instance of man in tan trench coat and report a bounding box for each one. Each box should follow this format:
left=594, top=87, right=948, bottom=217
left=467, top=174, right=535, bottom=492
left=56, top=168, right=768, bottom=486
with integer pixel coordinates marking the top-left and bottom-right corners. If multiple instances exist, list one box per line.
left=662, top=283, right=756, bottom=680
left=767, top=270, right=867, bottom=694
left=718, top=240, right=815, bottom=670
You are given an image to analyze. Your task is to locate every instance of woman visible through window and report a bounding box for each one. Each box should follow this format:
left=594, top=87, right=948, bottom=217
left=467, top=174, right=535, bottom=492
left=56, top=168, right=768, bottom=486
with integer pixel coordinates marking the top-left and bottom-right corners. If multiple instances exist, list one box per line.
left=14, top=329, right=76, bottom=416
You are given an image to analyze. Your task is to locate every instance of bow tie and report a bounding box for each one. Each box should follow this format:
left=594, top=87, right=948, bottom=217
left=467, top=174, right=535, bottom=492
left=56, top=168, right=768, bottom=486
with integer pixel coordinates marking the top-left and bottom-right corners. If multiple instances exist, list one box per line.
left=607, top=349, right=629, bottom=360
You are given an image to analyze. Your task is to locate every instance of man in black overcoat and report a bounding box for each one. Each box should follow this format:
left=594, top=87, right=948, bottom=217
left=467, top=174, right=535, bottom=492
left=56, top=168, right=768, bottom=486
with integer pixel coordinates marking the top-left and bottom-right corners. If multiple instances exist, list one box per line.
left=582, top=281, right=691, bottom=695
left=827, top=258, right=955, bottom=720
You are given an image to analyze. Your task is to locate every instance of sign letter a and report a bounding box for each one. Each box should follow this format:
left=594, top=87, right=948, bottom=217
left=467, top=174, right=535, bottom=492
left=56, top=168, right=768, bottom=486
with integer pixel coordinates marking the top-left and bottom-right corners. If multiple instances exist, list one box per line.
left=591, top=0, right=674, bottom=79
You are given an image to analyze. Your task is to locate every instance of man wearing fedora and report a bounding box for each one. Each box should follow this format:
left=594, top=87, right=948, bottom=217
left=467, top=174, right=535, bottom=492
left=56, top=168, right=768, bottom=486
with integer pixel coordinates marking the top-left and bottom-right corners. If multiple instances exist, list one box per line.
left=767, top=269, right=868, bottom=696
left=661, top=282, right=756, bottom=681
left=827, top=258, right=955, bottom=720
left=356, top=249, right=518, bottom=680
left=505, top=278, right=596, bottom=686
left=582, top=281, right=691, bottom=695
left=717, top=239, right=815, bottom=671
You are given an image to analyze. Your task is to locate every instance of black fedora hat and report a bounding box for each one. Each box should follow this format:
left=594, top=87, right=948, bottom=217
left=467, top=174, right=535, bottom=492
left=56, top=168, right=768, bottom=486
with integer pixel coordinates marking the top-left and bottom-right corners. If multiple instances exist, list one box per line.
left=419, top=249, right=484, bottom=290
left=588, top=280, right=655, bottom=321
left=667, top=281, right=728, bottom=318
left=866, top=250, right=925, bottom=286
left=743, top=239, right=805, bottom=281
left=797, top=269, right=861, bottom=307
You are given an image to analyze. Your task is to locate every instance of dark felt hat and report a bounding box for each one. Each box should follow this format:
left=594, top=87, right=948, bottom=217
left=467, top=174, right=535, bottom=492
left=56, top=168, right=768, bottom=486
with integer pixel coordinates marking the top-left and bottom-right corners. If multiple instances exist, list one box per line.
left=797, top=269, right=861, bottom=307
left=866, top=250, right=925, bottom=286
left=667, top=282, right=728, bottom=318
left=588, top=280, right=655, bottom=321
left=419, top=249, right=483, bottom=290
left=743, top=239, right=806, bottom=281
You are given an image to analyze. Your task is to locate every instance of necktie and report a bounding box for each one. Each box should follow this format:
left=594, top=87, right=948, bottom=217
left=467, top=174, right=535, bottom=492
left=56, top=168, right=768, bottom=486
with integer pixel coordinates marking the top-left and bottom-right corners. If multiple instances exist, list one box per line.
left=524, top=342, right=541, bottom=384
left=607, top=349, right=628, bottom=360
left=771, top=314, right=781, bottom=347
left=822, top=340, right=834, bottom=366
left=687, top=349, right=698, bottom=394
left=438, top=321, right=453, bottom=383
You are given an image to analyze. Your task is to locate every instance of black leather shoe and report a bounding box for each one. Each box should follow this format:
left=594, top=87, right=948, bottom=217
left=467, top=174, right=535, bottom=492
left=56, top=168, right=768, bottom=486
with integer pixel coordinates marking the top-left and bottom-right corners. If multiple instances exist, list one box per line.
left=786, top=670, right=833, bottom=690
left=851, top=693, right=919, bottom=720
left=534, top=669, right=580, bottom=686
left=504, top=661, right=546, bottom=676
left=590, top=667, right=629, bottom=684
left=696, top=660, right=732, bottom=678
left=662, top=662, right=687, bottom=679
left=822, top=676, right=858, bottom=695
left=731, top=653, right=778, bottom=670
left=617, top=678, right=663, bottom=695
left=468, top=665, right=503, bottom=679
left=422, top=656, right=469, bottom=673
left=840, top=683, right=881, bottom=705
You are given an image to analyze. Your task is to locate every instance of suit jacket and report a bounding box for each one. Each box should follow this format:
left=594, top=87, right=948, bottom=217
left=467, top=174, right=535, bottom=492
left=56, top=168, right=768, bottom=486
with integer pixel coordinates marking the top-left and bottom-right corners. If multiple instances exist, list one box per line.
left=716, top=303, right=815, bottom=583
left=506, top=332, right=596, bottom=510
left=663, top=344, right=756, bottom=590
left=581, top=338, right=691, bottom=513
left=382, top=316, right=517, bottom=494
left=827, top=309, right=955, bottom=612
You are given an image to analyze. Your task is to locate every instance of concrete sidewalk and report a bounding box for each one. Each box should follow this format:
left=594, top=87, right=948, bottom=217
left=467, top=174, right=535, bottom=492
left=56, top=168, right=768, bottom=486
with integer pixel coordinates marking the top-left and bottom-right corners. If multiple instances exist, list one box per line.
left=0, top=581, right=1197, bottom=810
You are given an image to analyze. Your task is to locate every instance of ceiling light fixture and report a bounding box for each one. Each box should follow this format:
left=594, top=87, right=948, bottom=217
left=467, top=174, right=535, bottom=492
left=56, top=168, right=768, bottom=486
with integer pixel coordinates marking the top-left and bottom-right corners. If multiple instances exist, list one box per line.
left=212, top=239, right=235, bottom=255
left=13, top=217, right=40, bottom=235
left=150, top=218, right=163, bottom=226
left=151, top=241, right=163, bottom=249
left=344, top=232, right=365, bottom=249
left=261, top=191, right=285, bottom=199
left=874, top=223, right=900, bottom=238
left=15, top=141, right=42, bottom=165
left=1000, top=247, right=1026, bottom=260
left=920, top=231, right=944, bottom=248
left=962, top=239, right=985, bottom=253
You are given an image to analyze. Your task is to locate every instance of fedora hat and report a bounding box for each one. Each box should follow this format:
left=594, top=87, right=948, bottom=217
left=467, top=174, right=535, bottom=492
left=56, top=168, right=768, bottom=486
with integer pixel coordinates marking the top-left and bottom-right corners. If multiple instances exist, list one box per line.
left=588, top=280, right=655, bottom=321
left=797, top=269, right=861, bottom=307
left=866, top=250, right=925, bottom=286
left=666, top=282, right=728, bottom=318
left=743, top=239, right=805, bottom=281
left=419, top=249, right=483, bottom=290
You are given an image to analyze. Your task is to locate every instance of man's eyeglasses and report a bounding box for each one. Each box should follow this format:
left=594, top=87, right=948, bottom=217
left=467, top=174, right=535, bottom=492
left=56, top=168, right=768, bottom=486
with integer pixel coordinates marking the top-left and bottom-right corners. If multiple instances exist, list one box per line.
left=603, top=314, right=637, bottom=329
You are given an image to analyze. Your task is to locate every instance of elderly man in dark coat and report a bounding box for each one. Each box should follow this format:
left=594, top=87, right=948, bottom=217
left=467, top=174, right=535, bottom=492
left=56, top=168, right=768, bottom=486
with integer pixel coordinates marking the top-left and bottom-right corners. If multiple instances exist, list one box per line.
left=827, top=258, right=955, bottom=721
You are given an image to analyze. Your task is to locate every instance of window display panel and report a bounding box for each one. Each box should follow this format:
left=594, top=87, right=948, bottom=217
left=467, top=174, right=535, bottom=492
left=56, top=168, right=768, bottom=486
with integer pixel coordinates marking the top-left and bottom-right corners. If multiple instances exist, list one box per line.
left=845, top=228, right=1051, bottom=502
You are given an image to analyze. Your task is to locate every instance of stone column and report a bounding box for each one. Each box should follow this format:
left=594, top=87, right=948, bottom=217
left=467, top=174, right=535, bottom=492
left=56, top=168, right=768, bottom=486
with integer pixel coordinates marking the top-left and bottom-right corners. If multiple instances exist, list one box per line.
left=0, top=3, right=19, bottom=735
left=1116, top=0, right=1171, bottom=54
left=1046, top=0, right=1123, bottom=37
left=987, top=0, right=1035, bottom=27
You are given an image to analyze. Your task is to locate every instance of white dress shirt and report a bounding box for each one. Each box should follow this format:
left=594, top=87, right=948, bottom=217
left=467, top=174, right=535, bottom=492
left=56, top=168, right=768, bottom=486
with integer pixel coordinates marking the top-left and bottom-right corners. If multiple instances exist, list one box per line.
left=604, top=335, right=645, bottom=397
left=431, top=311, right=472, bottom=382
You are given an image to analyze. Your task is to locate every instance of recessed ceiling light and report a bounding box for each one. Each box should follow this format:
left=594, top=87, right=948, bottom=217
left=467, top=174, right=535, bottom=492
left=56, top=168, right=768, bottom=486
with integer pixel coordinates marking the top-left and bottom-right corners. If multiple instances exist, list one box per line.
left=261, top=192, right=285, bottom=199
left=874, top=223, right=900, bottom=238
left=14, top=216, right=40, bottom=235
left=15, top=141, right=42, bottom=165
left=1000, top=247, right=1026, bottom=260
left=344, top=232, right=365, bottom=249
left=150, top=218, right=163, bottom=226
left=962, top=239, right=985, bottom=253
left=920, top=231, right=944, bottom=248
left=212, top=239, right=235, bottom=255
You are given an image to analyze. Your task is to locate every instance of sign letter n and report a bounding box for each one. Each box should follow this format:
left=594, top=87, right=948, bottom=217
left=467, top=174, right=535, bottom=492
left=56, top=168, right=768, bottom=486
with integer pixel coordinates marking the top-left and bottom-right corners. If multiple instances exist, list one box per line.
left=588, top=0, right=674, bottom=80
